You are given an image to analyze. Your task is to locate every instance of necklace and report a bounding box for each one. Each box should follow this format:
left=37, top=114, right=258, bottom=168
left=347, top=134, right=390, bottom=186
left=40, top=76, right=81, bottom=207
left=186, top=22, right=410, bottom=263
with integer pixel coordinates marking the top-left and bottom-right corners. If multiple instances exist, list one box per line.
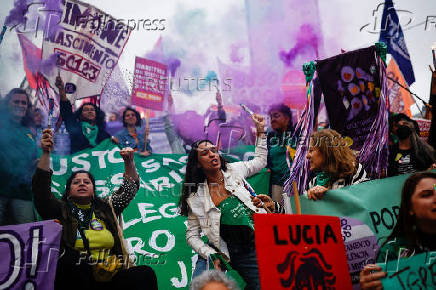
left=208, top=174, right=225, bottom=184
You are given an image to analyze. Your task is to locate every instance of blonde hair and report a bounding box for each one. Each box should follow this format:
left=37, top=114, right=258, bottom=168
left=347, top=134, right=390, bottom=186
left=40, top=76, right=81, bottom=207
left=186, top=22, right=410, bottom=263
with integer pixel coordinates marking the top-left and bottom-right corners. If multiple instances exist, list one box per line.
left=310, top=129, right=356, bottom=181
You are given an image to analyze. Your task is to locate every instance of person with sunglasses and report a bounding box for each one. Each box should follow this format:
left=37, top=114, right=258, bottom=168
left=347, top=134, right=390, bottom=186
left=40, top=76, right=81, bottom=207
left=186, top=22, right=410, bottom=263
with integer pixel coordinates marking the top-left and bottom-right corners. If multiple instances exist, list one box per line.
left=179, top=114, right=284, bottom=290
left=0, top=88, right=37, bottom=225
left=56, top=76, right=111, bottom=154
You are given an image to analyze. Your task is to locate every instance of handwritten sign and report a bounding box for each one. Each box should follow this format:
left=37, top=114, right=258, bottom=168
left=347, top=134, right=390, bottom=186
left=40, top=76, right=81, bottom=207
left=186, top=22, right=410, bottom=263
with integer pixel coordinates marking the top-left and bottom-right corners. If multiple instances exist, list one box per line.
left=42, top=0, right=132, bottom=99
left=131, top=57, right=168, bottom=111
left=381, top=252, right=436, bottom=289
left=255, top=214, right=352, bottom=290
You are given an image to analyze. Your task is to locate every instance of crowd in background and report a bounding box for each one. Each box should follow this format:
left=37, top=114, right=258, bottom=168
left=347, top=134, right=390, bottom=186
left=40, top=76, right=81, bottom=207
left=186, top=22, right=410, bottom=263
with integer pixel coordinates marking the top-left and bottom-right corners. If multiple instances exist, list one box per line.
left=1, top=78, right=436, bottom=290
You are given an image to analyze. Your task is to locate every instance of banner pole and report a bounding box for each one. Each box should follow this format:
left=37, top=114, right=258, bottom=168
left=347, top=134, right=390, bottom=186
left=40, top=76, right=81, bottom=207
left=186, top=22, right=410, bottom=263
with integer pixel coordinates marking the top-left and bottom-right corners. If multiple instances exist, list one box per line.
left=144, top=109, right=150, bottom=148
left=292, top=181, right=302, bottom=214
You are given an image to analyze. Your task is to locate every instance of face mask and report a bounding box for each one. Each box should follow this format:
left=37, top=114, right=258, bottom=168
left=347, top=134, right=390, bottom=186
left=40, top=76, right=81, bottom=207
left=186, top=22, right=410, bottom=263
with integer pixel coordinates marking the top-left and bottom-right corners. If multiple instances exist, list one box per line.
left=397, top=125, right=412, bottom=140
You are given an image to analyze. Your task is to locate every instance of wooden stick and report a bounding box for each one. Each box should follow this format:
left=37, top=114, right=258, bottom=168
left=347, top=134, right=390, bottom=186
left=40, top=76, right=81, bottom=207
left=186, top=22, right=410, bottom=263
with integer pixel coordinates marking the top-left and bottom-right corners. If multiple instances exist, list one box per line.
left=430, top=65, right=435, bottom=73
left=292, top=181, right=302, bottom=214
left=432, top=49, right=436, bottom=68
left=144, top=109, right=150, bottom=147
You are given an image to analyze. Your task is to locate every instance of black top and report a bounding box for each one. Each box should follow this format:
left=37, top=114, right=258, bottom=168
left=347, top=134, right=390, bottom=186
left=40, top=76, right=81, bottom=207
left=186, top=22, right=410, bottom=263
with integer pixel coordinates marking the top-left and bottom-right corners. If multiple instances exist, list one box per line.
left=60, top=100, right=110, bottom=154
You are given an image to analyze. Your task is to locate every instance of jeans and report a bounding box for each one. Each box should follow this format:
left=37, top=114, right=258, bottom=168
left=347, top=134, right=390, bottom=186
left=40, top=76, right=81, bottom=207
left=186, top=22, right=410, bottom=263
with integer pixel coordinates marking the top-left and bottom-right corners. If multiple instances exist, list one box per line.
left=228, top=243, right=260, bottom=290
left=0, top=196, right=36, bottom=225
left=192, top=256, right=207, bottom=279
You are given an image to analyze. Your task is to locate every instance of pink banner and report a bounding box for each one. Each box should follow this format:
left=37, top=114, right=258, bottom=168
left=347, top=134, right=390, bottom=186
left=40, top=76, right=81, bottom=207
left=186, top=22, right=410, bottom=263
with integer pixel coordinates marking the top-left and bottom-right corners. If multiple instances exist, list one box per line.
left=131, top=57, right=168, bottom=111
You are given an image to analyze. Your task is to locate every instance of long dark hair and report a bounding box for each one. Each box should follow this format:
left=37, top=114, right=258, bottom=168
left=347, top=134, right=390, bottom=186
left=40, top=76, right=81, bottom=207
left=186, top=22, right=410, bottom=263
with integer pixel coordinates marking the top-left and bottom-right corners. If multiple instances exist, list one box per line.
left=74, top=102, right=107, bottom=129
left=407, top=122, right=435, bottom=170
left=382, top=171, right=436, bottom=251
left=4, top=88, right=33, bottom=126
left=122, top=107, right=142, bottom=128
left=61, top=170, right=96, bottom=201
left=178, top=140, right=228, bottom=216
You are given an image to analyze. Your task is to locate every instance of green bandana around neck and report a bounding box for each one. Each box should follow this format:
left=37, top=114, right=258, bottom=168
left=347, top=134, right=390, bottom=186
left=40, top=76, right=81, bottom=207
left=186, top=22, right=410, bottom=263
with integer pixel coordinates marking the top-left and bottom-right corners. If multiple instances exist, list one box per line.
left=82, top=122, right=98, bottom=146
left=315, top=171, right=331, bottom=187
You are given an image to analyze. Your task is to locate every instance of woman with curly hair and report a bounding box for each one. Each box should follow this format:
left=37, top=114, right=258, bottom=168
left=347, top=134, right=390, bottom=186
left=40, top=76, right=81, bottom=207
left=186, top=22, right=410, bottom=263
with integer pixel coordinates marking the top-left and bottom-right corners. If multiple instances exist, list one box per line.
left=56, top=76, right=110, bottom=154
left=305, top=129, right=368, bottom=200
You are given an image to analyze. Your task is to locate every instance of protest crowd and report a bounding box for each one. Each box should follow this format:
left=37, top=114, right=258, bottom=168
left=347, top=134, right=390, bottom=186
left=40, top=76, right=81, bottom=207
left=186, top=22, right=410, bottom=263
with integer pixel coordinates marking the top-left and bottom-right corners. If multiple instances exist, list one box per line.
left=1, top=0, right=436, bottom=289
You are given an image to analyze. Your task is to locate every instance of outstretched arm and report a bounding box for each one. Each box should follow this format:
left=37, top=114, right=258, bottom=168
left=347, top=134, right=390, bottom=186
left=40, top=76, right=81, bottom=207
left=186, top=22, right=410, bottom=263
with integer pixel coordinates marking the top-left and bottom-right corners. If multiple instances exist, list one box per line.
left=110, top=148, right=140, bottom=215
left=33, top=129, right=63, bottom=219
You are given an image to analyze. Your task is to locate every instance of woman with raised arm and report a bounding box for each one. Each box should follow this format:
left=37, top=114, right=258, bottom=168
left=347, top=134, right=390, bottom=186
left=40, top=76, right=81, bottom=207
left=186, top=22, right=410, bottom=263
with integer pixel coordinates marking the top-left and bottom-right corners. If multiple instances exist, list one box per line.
left=179, top=114, right=284, bottom=290
left=56, top=76, right=111, bottom=154
left=32, top=129, right=157, bottom=290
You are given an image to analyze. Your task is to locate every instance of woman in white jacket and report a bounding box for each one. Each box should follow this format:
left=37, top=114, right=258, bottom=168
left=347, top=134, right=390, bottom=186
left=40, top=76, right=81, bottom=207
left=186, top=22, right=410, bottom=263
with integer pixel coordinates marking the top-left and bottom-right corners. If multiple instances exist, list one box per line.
left=179, top=114, right=284, bottom=290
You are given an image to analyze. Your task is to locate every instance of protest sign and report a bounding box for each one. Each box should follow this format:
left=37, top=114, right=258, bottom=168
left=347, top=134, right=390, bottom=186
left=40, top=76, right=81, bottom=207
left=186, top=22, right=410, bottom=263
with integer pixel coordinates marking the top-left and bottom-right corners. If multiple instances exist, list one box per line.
left=42, top=0, right=132, bottom=99
left=381, top=252, right=436, bottom=289
left=254, top=214, right=352, bottom=290
left=340, top=217, right=378, bottom=289
left=290, top=173, right=415, bottom=244
left=415, top=118, right=431, bottom=142
left=48, top=139, right=268, bottom=289
left=0, top=220, right=62, bottom=290
left=131, top=57, right=168, bottom=111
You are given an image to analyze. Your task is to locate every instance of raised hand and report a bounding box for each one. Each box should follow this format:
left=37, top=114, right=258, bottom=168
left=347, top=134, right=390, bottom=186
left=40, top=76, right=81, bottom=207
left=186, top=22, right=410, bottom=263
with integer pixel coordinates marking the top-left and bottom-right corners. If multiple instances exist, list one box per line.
left=41, top=128, right=54, bottom=153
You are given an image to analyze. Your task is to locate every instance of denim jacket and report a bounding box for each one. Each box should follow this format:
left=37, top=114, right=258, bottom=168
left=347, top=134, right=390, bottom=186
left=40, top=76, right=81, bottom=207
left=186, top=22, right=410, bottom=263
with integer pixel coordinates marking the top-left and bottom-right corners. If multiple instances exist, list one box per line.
left=186, top=136, right=267, bottom=260
left=116, top=127, right=152, bottom=153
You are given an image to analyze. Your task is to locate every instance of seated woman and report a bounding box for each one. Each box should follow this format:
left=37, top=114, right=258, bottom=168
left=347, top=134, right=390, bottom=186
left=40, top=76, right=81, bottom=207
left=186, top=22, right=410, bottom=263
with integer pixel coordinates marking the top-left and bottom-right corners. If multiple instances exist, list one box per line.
left=388, top=119, right=436, bottom=176
left=359, top=171, right=436, bottom=289
left=32, top=129, right=157, bottom=290
left=56, top=76, right=111, bottom=154
left=179, top=114, right=284, bottom=290
left=113, top=107, right=152, bottom=156
left=305, top=129, right=368, bottom=200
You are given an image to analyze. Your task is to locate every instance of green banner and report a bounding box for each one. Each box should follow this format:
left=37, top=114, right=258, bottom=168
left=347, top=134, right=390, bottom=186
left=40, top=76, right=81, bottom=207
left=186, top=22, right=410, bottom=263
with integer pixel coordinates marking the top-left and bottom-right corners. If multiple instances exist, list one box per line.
left=380, top=252, right=436, bottom=289
left=48, top=139, right=269, bottom=289
left=290, top=174, right=414, bottom=244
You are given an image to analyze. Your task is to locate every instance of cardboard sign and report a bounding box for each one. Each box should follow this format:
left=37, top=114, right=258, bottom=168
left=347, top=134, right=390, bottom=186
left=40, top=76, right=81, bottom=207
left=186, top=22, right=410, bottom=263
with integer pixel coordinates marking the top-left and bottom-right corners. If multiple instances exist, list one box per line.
left=0, top=220, right=62, bottom=290
left=380, top=252, right=436, bottom=289
left=131, top=57, right=168, bottom=111
left=255, top=214, right=352, bottom=290
left=42, top=0, right=132, bottom=99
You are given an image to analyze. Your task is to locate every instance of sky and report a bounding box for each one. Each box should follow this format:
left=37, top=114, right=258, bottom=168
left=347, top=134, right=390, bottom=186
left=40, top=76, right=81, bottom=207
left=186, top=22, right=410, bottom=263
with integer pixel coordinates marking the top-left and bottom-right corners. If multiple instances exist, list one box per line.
left=0, top=0, right=435, bottom=115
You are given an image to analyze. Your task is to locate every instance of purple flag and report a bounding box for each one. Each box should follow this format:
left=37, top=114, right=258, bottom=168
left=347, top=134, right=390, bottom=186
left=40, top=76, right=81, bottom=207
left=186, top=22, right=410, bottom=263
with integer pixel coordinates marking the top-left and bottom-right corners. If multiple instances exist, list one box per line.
left=0, top=220, right=62, bottom=290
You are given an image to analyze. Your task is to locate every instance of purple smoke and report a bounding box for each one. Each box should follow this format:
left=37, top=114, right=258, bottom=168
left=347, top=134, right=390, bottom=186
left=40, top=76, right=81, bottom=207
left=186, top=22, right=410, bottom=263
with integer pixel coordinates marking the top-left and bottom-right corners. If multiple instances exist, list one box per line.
left=4, top=0, right=28, bottom=27
left=26, top=52, right=58, bottom=76
left=168, top=57, right=181, bottom=77
left=279, top=24, right=320, bottom=67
